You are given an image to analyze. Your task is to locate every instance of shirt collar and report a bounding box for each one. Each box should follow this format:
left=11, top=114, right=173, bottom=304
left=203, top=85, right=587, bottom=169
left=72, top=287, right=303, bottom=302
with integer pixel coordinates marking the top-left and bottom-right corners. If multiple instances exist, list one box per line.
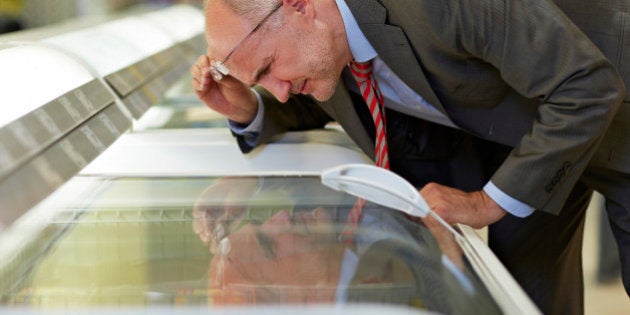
left=335, top=0, right=378, bottom=62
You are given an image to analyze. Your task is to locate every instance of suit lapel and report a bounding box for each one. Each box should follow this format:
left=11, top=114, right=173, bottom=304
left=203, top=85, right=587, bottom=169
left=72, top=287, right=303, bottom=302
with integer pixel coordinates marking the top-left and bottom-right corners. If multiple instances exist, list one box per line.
left=322, top=79, right=376, bottom=160
left=344, top=0, right=447, bottom=116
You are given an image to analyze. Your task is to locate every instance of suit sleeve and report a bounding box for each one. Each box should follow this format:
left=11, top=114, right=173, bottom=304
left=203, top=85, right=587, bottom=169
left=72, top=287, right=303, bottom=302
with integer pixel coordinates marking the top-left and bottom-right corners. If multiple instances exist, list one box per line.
left=446, top=0, right=625, bottom=213
left=233, top=87, right=335, bottom=153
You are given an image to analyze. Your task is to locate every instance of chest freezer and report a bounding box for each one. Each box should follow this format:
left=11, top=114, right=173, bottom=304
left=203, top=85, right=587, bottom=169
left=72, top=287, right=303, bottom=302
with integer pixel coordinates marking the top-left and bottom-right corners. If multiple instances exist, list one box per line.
left=0, top=125, right=539, bottom=314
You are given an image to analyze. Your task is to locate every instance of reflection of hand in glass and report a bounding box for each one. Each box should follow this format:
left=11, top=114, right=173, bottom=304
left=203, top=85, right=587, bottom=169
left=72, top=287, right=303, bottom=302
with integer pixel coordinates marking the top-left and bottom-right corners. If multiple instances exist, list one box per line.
left=421, top=215, right=464, bottom=270
left=209, top=208, right=344, bottom=304
left=192, top=177, right=261, bottom=255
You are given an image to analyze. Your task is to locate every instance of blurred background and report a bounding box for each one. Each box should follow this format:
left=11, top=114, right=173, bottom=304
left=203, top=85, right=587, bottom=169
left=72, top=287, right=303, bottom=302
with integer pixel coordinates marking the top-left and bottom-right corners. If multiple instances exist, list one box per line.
left=0, top=0, right=201, bottom=34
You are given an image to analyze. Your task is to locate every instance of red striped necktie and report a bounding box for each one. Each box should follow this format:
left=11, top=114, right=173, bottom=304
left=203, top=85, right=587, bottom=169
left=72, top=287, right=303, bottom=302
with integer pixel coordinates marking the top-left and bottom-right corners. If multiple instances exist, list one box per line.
left=349, top=60, right=390, bottom=169
left=341, top=60, right=390, bottom=243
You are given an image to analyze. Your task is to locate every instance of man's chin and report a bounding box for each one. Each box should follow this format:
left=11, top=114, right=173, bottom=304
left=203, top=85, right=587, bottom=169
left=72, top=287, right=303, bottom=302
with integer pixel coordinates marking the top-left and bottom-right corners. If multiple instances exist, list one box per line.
left=310, top=86, right=337, bottom=102
left=311, top=94, right=331, bottom=102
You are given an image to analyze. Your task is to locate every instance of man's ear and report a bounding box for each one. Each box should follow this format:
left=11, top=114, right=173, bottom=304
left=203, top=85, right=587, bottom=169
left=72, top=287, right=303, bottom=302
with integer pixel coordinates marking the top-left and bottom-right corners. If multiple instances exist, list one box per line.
left=283, top=0, right=311, bottom=16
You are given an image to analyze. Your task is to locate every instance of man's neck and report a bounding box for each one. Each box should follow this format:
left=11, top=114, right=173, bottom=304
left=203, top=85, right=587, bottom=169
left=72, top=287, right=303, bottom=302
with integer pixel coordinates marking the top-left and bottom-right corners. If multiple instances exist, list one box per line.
left=333, top=0, right=377, bottom=63
left=322, top=0, right=354, bottom=65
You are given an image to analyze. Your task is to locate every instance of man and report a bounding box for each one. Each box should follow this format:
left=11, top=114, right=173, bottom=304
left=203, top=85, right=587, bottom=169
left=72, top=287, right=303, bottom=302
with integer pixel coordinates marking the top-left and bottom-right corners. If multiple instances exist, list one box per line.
left=191, top=0, right=629, bottom=313
left=195, top=177, right=500, bottom=313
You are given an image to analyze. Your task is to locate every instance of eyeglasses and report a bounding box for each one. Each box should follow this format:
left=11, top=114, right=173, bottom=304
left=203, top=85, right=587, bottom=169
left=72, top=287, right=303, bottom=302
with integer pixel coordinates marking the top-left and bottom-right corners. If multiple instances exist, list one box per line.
left=213, top=221, right=277, bottom=259
left=209, top=2, right=283, bottom=81
left=209, top=208, right=286, bottom=257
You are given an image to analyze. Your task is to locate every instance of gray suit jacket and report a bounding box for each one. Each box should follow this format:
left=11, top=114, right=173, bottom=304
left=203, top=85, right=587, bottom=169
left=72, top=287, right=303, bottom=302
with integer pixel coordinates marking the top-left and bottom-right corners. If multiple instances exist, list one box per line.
left=242, top=0, right=628, bottom=215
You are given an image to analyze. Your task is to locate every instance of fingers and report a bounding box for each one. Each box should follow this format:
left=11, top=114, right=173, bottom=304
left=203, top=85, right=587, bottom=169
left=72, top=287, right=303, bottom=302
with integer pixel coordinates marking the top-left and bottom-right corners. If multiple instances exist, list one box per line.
left=191, top=55, right=212, bottom=92
left=192, top=205, right=235, bottom=255
left=191, top=178, right=260, bottom=252
left=420, top=182, right=477, bottom=226
left=191, top=55, right=210, bottom=75
left=419, top=183, right=457, bottom=223
left=192, top=205, right=214, bottom=245
left=419, top=183, right=507, bottom=229
left=189, top=55, right=259, bottom=124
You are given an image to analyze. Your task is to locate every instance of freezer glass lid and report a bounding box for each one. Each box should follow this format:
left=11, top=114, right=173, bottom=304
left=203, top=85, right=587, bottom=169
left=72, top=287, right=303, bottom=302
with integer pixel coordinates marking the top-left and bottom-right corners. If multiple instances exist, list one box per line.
left=0, top=176, right=500, bottom=314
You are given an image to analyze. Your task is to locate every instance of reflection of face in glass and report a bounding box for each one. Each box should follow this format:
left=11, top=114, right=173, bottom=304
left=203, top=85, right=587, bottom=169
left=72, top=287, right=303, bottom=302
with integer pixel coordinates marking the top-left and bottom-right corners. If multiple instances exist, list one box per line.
left=209, top=209, right=344, bottom=304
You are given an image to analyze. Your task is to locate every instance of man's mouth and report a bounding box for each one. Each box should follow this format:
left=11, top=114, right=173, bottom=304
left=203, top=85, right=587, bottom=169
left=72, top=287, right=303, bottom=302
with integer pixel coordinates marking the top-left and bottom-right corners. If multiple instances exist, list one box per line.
left=292, top=80, right=308, bottom=95
left=300, top=80, right=308, bottom=94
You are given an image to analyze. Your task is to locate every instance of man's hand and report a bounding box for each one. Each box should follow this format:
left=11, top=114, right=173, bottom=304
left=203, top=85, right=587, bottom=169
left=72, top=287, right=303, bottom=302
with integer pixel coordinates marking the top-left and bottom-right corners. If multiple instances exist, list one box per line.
left=190, top=55, right=259, bottom=124
left=192, top=178, right=260, bottom=254
left=419, top=183, right=507, bottom=229
left=421, top=214, right=464, bottom=269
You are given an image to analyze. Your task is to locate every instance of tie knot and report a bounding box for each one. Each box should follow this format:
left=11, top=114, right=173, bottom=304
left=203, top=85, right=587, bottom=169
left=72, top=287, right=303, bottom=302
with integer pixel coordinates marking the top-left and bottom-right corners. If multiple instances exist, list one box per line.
left=349, top=60, right=373, bottom=82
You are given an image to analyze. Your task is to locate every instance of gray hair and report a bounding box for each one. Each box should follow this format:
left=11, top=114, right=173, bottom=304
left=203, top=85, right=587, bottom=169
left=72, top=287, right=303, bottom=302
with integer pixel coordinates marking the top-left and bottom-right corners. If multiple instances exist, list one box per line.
left=206, top=0, right=282, bottom=22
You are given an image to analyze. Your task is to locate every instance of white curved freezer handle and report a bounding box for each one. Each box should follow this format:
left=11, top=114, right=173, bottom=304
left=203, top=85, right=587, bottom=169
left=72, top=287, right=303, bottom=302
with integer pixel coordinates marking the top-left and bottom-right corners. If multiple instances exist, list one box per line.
left=321, top=164, right=463, bottom=240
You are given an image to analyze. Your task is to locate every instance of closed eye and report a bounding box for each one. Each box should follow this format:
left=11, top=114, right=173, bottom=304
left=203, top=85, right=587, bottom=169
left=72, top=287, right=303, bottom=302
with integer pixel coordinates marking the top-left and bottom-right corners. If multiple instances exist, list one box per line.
left=251, top=56, right=274, bottom=86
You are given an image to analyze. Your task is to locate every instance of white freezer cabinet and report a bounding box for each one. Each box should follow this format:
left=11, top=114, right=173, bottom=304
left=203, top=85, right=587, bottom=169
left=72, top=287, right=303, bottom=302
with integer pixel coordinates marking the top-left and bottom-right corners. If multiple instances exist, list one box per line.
left=0, top=4, right=205, bottom=228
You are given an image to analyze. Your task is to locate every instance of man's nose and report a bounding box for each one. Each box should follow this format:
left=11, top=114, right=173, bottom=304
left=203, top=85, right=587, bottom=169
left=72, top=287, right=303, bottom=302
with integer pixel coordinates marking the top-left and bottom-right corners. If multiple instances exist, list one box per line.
left=258, top=76, right=291, bottom=102
left=261, top=210, right=293, bottom=230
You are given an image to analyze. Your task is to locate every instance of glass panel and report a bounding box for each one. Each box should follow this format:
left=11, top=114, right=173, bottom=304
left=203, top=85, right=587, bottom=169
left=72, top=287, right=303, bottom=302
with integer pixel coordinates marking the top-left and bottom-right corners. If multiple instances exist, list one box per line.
left=0, top=176, right=501, bottom=314
left=134, top=77, right=228, bottom=130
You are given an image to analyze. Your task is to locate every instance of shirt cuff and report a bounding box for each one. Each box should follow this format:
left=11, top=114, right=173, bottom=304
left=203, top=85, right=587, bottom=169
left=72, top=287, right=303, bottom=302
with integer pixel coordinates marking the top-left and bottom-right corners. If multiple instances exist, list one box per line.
left=228, top=89, right=265, bottom=146
left=483, top=181, right=535, bottom=218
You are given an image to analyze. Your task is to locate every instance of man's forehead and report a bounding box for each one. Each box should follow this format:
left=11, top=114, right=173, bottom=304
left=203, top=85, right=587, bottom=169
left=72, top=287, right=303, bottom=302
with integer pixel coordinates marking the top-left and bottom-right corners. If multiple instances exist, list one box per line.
left=204, top=1, right=255, bottom=59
